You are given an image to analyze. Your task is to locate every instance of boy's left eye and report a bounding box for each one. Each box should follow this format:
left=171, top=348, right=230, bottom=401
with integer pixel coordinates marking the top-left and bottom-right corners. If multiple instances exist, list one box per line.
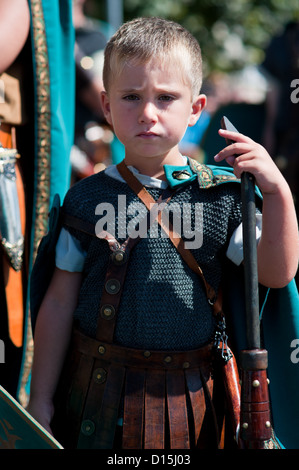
left=158, top=95, right=174, bottom=102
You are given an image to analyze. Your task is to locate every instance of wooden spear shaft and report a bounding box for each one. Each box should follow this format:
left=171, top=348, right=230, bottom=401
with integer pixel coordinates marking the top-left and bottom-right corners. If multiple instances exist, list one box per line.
left=241, top=171, right=260, bottom=350
left=221, top=117, right=271, bottom=448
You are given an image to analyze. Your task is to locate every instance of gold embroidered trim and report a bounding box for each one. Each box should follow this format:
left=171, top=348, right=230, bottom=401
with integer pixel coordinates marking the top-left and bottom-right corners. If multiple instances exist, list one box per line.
left=189, top=158, right=239, bottom=188
left=19, top=0, right=51, bottom=408
left=30, top=0, right=51, bottom=257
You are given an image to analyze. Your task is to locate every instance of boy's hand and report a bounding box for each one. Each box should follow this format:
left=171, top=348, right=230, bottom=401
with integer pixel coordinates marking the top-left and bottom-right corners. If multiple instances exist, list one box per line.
left=214, top=129, right=286, bottom=195
left=214, top=127, right=298, bottom=288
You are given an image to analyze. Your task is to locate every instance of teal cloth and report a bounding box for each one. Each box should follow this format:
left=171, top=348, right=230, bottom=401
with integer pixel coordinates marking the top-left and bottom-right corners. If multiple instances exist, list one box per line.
left=18, top=0, right=75, bottom=401
left=262, top=281, right=299, bottom=449
left=30, top=0, right=75, bottom=204
left=164, top=164, right=196, bottom=188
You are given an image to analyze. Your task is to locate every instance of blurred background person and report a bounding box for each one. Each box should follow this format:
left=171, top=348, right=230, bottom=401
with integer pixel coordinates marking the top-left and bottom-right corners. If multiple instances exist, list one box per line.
left=71, top=0, right=121, bottom=182
left=261, top=21, right=299, bottom=219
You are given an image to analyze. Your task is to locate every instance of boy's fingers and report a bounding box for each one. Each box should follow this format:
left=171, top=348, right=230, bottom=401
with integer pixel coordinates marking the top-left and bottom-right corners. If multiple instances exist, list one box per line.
left=218, top=128, right=254, bottom=143
left=214, top=143, right=252, bottom=162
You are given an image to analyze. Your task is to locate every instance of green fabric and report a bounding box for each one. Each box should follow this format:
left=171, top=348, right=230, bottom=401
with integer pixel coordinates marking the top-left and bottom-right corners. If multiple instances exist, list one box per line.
left=35, top=0, right=75, bottom=203
left=164, top=163, right=196, bottom=188
left=262, top=281, right=299, bottom=449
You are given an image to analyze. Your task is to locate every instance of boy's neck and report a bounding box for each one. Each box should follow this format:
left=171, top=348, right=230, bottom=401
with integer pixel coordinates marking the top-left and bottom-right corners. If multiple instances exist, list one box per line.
left=123, top=151, right=186, bottom=180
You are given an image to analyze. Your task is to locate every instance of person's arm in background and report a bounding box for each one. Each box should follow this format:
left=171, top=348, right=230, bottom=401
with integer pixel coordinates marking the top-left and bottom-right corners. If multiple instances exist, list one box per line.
left=0, top=0, right=30, bottom=73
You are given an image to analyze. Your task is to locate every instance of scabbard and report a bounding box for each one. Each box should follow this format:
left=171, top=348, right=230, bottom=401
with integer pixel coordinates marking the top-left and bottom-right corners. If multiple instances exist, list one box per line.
left=0, top=124, right=25, bottom=347
left=221, top=348, right=241, bottom=442
left=0, top=147, right=24, bottom=271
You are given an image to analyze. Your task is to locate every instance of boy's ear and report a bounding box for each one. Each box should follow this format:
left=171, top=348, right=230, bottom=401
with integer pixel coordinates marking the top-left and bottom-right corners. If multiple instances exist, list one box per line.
left=100, top=91, right=112, bottom=125
left=188, top=94, right=207, bottom=127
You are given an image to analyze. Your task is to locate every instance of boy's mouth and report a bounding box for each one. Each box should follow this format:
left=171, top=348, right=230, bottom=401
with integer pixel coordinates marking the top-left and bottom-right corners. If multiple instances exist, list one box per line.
left=137, top=131, right=159, bottom=138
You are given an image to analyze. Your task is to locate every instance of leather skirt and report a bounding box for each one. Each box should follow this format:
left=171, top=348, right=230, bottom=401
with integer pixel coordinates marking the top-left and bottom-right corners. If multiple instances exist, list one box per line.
left=52, top=328, right=228, bottom=449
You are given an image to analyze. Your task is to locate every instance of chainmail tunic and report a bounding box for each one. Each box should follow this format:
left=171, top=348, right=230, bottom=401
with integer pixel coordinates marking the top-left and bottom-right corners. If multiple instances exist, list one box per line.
left=62, top=170, right=243, bottom=350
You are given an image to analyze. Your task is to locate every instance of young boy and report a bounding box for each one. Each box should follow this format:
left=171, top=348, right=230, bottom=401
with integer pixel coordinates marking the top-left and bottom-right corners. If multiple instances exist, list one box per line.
left=27, top=17, right=298, bottom=449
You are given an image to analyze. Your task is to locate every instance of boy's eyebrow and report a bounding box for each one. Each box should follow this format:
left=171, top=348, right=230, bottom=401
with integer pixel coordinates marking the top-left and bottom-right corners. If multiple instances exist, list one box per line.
left=117, top=86, right=143, bottom=93
left=117, top=85, right=181, bottom=94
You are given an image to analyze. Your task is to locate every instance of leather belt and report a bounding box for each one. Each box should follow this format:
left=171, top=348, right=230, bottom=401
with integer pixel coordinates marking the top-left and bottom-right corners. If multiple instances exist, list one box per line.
left=73, top=328, right=214, bottom=371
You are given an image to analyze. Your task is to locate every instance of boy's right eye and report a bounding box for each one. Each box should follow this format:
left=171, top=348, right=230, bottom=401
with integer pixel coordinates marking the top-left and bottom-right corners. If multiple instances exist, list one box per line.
left=123, top=94, right=139, bottom=101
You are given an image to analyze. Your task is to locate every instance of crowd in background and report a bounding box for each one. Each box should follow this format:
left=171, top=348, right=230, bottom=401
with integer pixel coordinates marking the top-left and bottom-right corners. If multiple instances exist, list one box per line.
left=72, top=1, right=299, bottom=227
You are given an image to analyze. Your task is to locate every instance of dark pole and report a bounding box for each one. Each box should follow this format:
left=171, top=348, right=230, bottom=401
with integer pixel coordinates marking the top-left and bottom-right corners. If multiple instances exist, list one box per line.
left=241, top=171, right=260, bottom=349
left=221, top=117, right=271, bottom=448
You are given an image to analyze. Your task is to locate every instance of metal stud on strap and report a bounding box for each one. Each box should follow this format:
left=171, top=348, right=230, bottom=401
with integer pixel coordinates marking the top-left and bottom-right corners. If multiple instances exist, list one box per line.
left=100, top=304, right=116, bottom=320
left=81, top=419, right=95, bottom=436
left=111, top=249, right=127, bottom=265
left=93, top=367, right=107, bottom=384
left=105, top=279, right=121, bottom=294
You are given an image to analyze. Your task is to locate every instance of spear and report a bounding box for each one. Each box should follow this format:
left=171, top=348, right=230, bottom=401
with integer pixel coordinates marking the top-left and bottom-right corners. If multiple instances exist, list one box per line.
left=221, top=117, right=271, bottom=448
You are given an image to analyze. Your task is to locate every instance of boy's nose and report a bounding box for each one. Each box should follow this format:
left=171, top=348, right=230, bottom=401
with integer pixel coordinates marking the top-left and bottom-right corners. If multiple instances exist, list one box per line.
left=138, top=101, right=158, bottom=124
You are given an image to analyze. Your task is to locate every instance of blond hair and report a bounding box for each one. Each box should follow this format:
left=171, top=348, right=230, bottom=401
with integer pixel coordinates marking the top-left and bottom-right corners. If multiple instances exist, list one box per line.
left=103, top=17, right=203, bottom=98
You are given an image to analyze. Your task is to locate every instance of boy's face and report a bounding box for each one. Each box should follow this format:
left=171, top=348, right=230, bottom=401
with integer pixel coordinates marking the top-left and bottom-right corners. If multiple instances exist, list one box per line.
left=101, top=57, right=206, bottom=167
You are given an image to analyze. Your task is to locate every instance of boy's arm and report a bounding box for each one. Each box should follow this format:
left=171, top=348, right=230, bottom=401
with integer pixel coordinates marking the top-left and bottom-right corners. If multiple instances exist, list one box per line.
left=256, top=182, right=298, bottom=288
left=215, top=129, right=299, bottom=288
left=27, top=267, right=82, bottom=434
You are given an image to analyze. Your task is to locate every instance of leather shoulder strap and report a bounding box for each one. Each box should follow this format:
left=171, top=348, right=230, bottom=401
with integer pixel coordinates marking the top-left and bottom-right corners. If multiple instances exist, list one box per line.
left=62, top=211, right=97, bottom=237
left=116, top=160, right=219, bottom=309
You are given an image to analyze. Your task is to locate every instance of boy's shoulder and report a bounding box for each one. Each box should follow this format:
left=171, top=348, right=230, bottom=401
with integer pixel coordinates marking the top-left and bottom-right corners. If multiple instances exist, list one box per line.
left=62, top=170, right=118, bottom=219
left=67, top=169, right=110, bottom=194
left=64, top=169, right=122, bottom=202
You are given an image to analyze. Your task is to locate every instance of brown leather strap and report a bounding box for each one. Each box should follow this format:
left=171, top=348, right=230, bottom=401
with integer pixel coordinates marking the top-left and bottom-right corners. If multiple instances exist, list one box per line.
left=63, top=212, right=96, bottom=238
left=166, top=369, right=190, bottom=449
left=122, top=368, right=146, bottom=449
left=117, top=159, right=157, bottom=210
left=95, top=188, right=174, bottom=342
left=76, top=355, right=110, bottom=449
left=200, top=367, right=221, bottom=448
left=117, top=160, right=218, bottom=307
left=72, top=328, right=214, bottom=369
left=144, top=369, right=166, bottom=449
left=185, top=368, right=207, bottom=446
left=95, top=364, right=126, bottom=449
left=95, top=233, right=133, bottom=343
